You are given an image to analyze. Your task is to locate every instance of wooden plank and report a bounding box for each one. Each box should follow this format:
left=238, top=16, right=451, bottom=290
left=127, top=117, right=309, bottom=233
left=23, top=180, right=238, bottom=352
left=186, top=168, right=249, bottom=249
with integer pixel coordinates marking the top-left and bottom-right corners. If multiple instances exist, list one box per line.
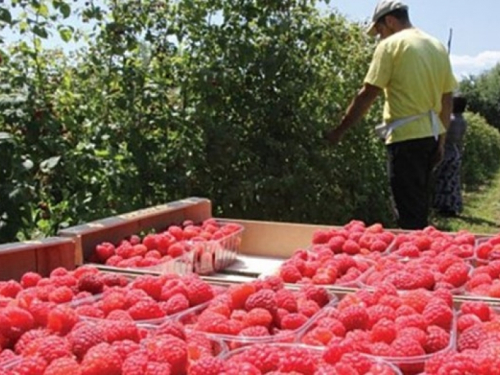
left=0, top=237, right=75, bottom=280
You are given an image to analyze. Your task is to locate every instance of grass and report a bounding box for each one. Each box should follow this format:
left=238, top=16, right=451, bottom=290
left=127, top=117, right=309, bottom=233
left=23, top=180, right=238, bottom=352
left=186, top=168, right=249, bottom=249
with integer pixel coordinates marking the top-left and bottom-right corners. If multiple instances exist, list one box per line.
left=430, top=170, right=500, bottom=234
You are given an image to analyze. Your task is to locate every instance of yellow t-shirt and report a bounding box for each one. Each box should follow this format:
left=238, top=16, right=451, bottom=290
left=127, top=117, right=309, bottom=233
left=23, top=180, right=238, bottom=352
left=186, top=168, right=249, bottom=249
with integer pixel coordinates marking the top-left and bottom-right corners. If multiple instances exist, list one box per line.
left=364, top=28, right=458, bottom=144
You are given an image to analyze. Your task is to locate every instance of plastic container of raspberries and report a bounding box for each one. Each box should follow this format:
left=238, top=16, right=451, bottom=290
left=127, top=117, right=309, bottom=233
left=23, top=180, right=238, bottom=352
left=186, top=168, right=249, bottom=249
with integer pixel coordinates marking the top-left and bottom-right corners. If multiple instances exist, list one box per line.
left=218, top=343, right=403, bottom=374
left=91, top=219, right=244, bottom=276
left=386, top=228, right=476, bottom=263
left=174, top=286, right=339, bottom=350
left=474, top=234, right=500, bottom=266
left=296, top=288, right=457, bottom=375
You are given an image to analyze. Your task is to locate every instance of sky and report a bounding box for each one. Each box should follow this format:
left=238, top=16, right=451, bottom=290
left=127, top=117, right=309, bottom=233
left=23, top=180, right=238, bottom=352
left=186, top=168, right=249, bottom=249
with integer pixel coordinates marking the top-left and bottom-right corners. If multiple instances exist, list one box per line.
left=324, top=0, right=500, bottom=79
left=2, top=0, right=499, bottom=79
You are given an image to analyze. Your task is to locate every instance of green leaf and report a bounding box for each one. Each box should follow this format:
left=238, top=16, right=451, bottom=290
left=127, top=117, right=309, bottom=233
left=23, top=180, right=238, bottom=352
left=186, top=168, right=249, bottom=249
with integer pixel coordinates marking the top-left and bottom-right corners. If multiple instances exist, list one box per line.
left=60, top=3, right=71, bottom=18
left=36, top=4, right=50, bottom=18
left=40, top=156, right=61, bottom=172
left=0, top=7, right=12, bottom=24
left=58, top=26, right=73, bottom=42
left=32, top=25, right=48, bottom=39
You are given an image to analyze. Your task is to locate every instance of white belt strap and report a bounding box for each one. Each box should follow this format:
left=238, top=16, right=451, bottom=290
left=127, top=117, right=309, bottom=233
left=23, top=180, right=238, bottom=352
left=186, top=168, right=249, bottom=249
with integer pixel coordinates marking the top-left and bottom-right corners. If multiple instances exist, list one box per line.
left=375, top=110, right=440, bottom=141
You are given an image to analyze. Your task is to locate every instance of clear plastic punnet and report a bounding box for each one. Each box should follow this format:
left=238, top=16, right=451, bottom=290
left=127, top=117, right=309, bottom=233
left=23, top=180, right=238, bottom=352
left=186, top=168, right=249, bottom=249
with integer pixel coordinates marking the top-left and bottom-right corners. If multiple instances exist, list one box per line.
left=219, top=343, right=403, bottom=374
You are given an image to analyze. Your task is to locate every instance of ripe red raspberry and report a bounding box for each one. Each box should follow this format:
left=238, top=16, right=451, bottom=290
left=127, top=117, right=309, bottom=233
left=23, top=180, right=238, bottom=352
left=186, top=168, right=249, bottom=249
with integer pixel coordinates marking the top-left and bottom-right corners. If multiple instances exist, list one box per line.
left=243, top=308, right=273, bottom=328
left=80, top=342, right=122, bottom=375
left=458, top=325, right=484, bottom=351
left=44, top=357, right=81, bottom=375
left=0, top=280, right=22, bottom=299
left=47, top=305, right=78, bottom=335
left=395, top=313, right=428, bottom=331
left=14, top=328, right=50, bottom=354
left=298, top=299, right=321, bottom=317
left=95, top=242, right=115, bottom=263
left=189, top=357, right=225, bottom=375
left=367, top=304, right=396, bottom=328
left=48, top=286, right=74, bottom=304
left=20, top=272, right=42, bottom=288
left=22, top=335, right=72, bottom=364
left=301, top=285, right=330, bottom=307
left=144, top=362, right=171, bottom=375
left=128, top=299, right=165, bottom=321
left=391, top=337, right=425, bottom=356
left=460, top=301, right=491, bottom=321
left=342, top=239, right=360, bottom=255
left=443, top=262, right=470, bottom=287
left=280, top=313, right=308, bottom=330
left=317, top=317, right=346, bottom=337
left=274, top=289, right=298, bottom=313
left=228, top=283, right=256, bottom=310
left=323, top=338, right=355, bottom=364
left=144, top=334, right=187, bottom=374
left=400, top=289, right=431, bottom=313
left=111, top=339, right=140, bottom=360
left=277, top=346, right=316, bottom=373
left=279, top=264, right=302, bottom=283
left=186, top=278, right=214, bottom=306
left=457, top=313, right=481, bottom=332
left=313, top=230, right=331, bottom=244
left=238, top=326, right=270, bottom=338
left=68, top=322, right=106, bottom=359
left=398, top=327, right=428, bottom=347
left=77, top=274, right=104, bottom=295
left=0, top=306, right=35, bottom=340
left=423, top=302, right=454, bottom=330
left=155, top=320, right=186, bottom=340
left=8, top=355, right=48, bottom=375
left=339, top=305, right=369, bottom=331
left=339, top=352, right=374, bottom=374
left=161, top=293, right=190, bottom=316
left=244, top=289, right=276, bottom=312
left=328, top=236, right=346, bottom=253
left=370, top=318, right=396, bottom=344
left=301, top=326, right=335, bottom=346
left=424, top=325, right=451, bottom=353
left=131, top=275, right=163, bottom=301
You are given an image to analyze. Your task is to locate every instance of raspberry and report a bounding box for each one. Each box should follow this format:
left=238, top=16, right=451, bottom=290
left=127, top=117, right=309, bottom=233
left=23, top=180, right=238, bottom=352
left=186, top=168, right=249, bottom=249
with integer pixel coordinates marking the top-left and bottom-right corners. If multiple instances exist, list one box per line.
left=227, top=283, right=256, bottom=310
left=458, top=325, right=484, bottom=351
left=339, top=305, right=369, bottom=331
left=131, top=275, right=163, bottom=301
left=68, top=322, right=106, bottom=359
left=186, top=278, right=214, bottom=306
left=44, top=357, right=81, bottom=375
left=367, top=304, right=396, bottom=328
left=323, top=338, right=355, bottom=364
left=279, top=264, right=302, bottom=283
left=400, top=289, right=431, bottom=313
left=128, top=299, right=165, bottom=321
left=301, top=326, right=334, bottom=346
left=328, top=236, right=346, bottom=253
left=398, top=327, right=427, bottom=347
left=342, top=240, right=360, bottom=255
left=95, top=242, right=115, bottom=263
left=457, top=313, right=481, bottom=332
left=280, top=313, right=308, bottom=330
left=301, top=285, right=330, bottom=307
left=161, top=293, right=190, bottom=316
left=0, top=280, right=22, bottom=298
left=313, top=230, right=331, bottom=244
left=80, top=342, right=122, bottom=375
left=278, top=346, right=316, bottom=373
left=47, top=305, right=79, bottom=335
left=244, top=289, right=276, bottom=312
left=243, top=308, right=273, bottom=328
left=339, top=352, right=373, bottom=374
left=77, top=274, right=104, bottom=295
left=395, top=313, right=428, bottom=331
left=20, top=272, right=42, bottom=288
left=423, top=302, right=454, bottom=330
left=8, top=355, right=47, bottom=375
left=238, top=326, right=270, bottom=338
left=155, top=320, right=186, bottom=340
left=22, top=335, right=72, bottom=364
left=317, top=317, right=346, bottom=337
left=102, top=320, right=141, bottom=343
left=144, top=334, right=187, bottom=374
left=443, top=262, right=470, bottom=287
left=189, top=357, right=225, bottom=375
left=424, top=325, right=450, bottom=353
left=391, top=337, right=425, bottom=356
left=460, top=301, right=491, bottom=321
left=370, top=318, right=396, bottom=344
left=0, top=306, right=35, bottom=340
left=298, top=299, right=321, bottom=317
left=274, top=289, right=298, bottom=312
left=48, top=286, right=74, bottom=304
left=14, top=328, right=50, bottom=354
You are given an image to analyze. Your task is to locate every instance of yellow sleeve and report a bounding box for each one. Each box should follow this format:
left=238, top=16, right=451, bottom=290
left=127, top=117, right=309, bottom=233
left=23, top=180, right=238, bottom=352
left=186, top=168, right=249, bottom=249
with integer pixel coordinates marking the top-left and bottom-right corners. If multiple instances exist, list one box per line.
left=364, top=42, right=393, bottom=89
left=442, top=56, right=458, bottom=93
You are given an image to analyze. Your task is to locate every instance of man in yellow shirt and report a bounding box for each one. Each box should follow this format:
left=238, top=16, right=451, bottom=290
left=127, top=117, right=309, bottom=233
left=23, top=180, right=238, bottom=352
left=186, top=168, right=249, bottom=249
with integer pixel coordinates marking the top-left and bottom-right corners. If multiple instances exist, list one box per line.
left=327, top=0, right=457, bottom=229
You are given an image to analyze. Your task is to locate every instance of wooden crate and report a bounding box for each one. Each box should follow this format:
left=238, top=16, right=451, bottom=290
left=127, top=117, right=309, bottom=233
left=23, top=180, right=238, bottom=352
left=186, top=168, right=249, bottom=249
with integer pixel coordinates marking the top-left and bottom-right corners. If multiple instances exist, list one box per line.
left=0, top=237, right=76, bottom=281
left=58, top=197, right=212, bottom=264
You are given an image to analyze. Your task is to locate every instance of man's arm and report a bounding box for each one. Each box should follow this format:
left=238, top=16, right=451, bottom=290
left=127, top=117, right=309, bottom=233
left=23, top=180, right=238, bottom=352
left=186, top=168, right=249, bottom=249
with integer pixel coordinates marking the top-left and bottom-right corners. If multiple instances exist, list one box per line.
left=326, top=83, right=382, bottom=144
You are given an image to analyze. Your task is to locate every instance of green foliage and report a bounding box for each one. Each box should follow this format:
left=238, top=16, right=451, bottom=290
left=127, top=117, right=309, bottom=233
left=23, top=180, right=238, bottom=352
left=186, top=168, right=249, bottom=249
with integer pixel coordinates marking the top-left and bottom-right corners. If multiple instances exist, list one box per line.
left=0, top=0, right=397, bottom=243
left=460, top=63, right=500, bottom=131
left=462, top=112, right=500, bottom=188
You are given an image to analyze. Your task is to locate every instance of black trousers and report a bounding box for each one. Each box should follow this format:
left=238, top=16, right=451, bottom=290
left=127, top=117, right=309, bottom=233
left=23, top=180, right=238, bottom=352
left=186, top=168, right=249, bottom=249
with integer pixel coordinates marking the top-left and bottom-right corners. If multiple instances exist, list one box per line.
left=387, top=137, right=438, bottom=230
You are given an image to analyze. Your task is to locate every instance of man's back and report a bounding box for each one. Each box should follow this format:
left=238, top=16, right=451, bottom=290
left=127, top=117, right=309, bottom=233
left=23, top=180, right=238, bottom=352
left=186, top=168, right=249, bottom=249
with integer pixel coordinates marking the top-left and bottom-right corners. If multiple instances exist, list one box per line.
left=365, top=28, right=456, bottom=143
